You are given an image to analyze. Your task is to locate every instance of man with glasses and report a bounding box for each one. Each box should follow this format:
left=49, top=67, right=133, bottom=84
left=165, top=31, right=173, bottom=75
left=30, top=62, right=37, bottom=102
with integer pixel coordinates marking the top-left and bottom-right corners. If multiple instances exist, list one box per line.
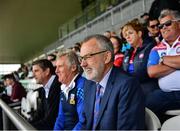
left=147, top=9, right=180, bottom=122
left=80, top=34, right=145, bottom=130
left=147, top=17, right=162, bottom=43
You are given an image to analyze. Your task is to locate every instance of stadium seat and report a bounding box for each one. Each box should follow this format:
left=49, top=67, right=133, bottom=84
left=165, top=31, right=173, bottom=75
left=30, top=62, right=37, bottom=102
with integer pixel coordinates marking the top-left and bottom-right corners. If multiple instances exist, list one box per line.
left=161, top=115, right=180, bottom=130
left=145, top=108, right=161, bottom=130
left=165, top=109, right=180, bottom=116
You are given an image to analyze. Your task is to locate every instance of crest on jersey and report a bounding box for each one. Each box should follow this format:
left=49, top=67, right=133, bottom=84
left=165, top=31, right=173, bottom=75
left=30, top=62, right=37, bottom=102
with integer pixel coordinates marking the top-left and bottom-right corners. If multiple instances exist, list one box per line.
left=69, top=94, right=75, bottom=105
left=176, top=47, right=180, bottom=54
left=161, top=52, right=166, bottom=57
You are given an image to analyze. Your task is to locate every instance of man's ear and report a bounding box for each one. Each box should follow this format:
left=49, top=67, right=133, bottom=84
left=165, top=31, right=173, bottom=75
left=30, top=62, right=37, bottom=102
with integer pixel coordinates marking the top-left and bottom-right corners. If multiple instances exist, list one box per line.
left=104, top=51, right=112, bottom=64
left=45, top=68, right=50, bottom=76
left=138, top=31, right=142, bottom=37
left=71, top=64, right=77, bottom=72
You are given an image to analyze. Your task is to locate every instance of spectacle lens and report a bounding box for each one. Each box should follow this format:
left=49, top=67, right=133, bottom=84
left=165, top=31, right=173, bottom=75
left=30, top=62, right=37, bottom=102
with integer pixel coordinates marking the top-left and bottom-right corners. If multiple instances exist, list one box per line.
left=158, top=20, right=172, bottom=29
left=150, top=24, right=159, bottom=29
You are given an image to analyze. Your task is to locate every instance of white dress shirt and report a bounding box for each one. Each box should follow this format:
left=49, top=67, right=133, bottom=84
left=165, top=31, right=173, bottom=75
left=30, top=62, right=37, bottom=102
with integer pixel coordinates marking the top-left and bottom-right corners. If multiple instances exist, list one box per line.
left=61, top=74, right=79, bottom=100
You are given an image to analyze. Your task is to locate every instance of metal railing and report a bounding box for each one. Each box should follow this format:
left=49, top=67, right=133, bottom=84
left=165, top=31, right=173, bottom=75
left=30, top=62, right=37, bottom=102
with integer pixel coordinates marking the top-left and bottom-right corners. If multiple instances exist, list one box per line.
left=0, top=99, right=36, bottom=130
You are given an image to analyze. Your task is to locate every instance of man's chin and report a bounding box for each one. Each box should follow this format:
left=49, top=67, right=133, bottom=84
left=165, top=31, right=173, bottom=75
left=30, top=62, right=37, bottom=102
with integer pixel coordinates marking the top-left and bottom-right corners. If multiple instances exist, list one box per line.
left=85, top=74, right=92, bottom=80
left=35, top=81, right=41, bottom=84
left=85, top=75, right=96, bottom=82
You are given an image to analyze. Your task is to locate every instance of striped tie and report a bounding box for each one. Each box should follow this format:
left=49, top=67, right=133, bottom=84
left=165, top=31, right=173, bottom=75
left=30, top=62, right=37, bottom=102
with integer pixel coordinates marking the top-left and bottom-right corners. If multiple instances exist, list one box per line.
left=92, top=84, right=103, bottom=130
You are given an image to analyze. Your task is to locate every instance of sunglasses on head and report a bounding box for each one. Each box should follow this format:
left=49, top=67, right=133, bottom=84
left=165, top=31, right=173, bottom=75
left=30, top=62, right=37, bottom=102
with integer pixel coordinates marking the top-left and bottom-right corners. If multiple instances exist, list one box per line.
left=158, top=20, right=178, bottom=29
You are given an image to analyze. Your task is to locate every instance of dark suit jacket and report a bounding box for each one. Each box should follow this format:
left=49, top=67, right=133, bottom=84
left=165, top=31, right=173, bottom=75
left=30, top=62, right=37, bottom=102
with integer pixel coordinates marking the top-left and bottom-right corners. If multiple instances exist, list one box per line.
left=30, top=76, right=61, bottom=130
left=83, top=67, right=145, bottom=130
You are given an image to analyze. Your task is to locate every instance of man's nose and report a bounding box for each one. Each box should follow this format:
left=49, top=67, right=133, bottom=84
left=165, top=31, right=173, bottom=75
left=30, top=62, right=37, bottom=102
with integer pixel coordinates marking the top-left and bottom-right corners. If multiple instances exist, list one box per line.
left=80, top=59, right=87, bottom=67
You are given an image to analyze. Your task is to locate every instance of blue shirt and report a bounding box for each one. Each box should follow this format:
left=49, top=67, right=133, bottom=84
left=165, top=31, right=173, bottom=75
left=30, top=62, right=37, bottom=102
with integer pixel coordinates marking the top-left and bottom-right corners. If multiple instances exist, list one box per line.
left=99, top=67, right=112, bottom=95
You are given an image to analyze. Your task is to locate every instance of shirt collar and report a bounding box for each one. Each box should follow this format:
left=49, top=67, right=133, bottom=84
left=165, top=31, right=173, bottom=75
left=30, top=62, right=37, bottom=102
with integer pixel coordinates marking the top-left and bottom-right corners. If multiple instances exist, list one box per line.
left=61, top=73, right=79, bottom=100
left=98, top=67, right=112, bottom=92
left=162, top=35, right=180, bottom=47
left=44, top=75, right=56, bottom=98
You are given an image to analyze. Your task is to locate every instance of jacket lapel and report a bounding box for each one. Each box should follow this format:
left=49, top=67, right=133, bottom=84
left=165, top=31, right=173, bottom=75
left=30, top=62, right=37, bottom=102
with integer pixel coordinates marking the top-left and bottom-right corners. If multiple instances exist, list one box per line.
left=95, top=67, right=116, bottom=128
left=86, top=81, right=96, bottom=127
left=48, top=76, right=58, bottom=97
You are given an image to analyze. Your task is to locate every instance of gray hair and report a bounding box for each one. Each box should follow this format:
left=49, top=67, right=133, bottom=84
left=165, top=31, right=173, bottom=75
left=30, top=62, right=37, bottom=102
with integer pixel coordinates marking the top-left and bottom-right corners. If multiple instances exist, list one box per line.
left=57, top=49, right=82, bottom=73
left=159, top=9, right=180, bottom=20
left=83, top=34, right=114, bottom=62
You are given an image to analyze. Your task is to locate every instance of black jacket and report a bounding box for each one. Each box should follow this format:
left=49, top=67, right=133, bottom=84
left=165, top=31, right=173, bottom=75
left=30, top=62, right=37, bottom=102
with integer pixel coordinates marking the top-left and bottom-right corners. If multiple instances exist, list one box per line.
left=122, top=37, right=159, bottom=95
left=30, top=76, right=61, bottom=130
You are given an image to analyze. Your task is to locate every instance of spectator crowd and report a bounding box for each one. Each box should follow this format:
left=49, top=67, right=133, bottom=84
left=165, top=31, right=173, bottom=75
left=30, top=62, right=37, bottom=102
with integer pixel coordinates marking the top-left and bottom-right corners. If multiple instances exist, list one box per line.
left=0, top=1, right=180, bottom=130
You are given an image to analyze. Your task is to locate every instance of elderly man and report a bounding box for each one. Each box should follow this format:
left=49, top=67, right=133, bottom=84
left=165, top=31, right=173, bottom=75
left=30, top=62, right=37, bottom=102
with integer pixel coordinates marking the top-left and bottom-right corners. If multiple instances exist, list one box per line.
left=147, top=9, right=180, bottom=120
left=30, top=59, right=61, bottom=130
left=54, top=49, right=86, bottom=130
left=80, top=34, right=145, bottom=130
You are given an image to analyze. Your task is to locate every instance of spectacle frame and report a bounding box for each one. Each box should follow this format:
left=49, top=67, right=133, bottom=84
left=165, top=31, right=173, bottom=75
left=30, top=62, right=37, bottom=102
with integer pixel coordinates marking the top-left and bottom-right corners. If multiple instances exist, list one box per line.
left=79, top=50, right=107, bottom=62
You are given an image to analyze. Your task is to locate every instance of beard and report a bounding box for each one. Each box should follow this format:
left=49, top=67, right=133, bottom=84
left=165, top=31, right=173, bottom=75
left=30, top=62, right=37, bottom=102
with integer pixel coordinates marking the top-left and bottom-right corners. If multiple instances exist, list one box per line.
left=83, top=63, right=105, bottom=82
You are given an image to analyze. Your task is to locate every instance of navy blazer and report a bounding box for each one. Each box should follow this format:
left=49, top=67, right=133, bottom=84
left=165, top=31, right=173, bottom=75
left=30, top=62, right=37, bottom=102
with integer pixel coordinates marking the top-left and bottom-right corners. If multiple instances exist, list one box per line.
left=83, top=67, right=145, bottom=130
left=30, top=76, right=61, bottom=130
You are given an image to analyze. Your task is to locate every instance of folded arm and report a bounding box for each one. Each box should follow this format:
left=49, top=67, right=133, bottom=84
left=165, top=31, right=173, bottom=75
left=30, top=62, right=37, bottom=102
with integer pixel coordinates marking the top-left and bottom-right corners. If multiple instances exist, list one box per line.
left=148, top=64, right=175, bottom=78
left=163, top=55, right=180, bottom=69
left=147, top=49, right=177, bottom=78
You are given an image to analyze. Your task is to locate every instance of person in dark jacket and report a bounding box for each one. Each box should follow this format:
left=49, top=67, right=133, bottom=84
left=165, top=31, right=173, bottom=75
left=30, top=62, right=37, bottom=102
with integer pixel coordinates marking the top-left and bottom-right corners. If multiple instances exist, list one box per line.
left=147, top=17, right=163, bottom=44
left=30, top=59, right=61, bottom=130
left=80, top=34, right=145, bottom=130
left=121, top=19, right=159, bottom=95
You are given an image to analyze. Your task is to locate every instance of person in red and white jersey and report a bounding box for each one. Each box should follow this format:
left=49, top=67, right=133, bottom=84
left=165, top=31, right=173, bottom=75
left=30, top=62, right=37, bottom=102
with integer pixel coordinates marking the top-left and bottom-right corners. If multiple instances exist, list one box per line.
left=146, top=9, right=180, bottom=122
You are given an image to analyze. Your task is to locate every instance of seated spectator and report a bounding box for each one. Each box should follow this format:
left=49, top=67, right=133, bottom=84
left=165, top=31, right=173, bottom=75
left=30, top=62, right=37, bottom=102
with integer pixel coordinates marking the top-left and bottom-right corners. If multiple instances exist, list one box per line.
left=119, top=29, right=131, bottom=53
left=72, top=42, right=81, bottom=55
left=54, top=49, right=86, bottom=130
left=30, top=59, right=61, bottom=130
left=0, top=81, right=5, bottom=93
left=146, top=9, right=180, bottom=122
left=110, top=36, right=124, bottom=67
left=110, top=31, right=116, bottom=37
left=147, top=17, right=163, bottom=43
left=80, top=34, right=145, bottom=130
left=103, top=30, right=111, bottom=39
left=121, top=42, right=131, bottom=53
left=121, top=19, right=159, bottom=95
left=140, top=12, right=150, bottom=27
left=2, top=74, right=26, bottom=103
left=17, top=64, right=29, bottom=80
left=141, top=12, right=150, bottom=21
left=47, top=53, right=57, bottom=67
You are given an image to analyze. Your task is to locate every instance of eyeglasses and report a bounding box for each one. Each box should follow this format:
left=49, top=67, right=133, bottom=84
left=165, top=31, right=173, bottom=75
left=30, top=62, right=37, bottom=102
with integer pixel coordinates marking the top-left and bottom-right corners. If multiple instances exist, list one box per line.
left=149, top=23, right=159, bottom=29
left=79, top=50, right=107, bottom=62
left=158, top=20, right=179, bottom=29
